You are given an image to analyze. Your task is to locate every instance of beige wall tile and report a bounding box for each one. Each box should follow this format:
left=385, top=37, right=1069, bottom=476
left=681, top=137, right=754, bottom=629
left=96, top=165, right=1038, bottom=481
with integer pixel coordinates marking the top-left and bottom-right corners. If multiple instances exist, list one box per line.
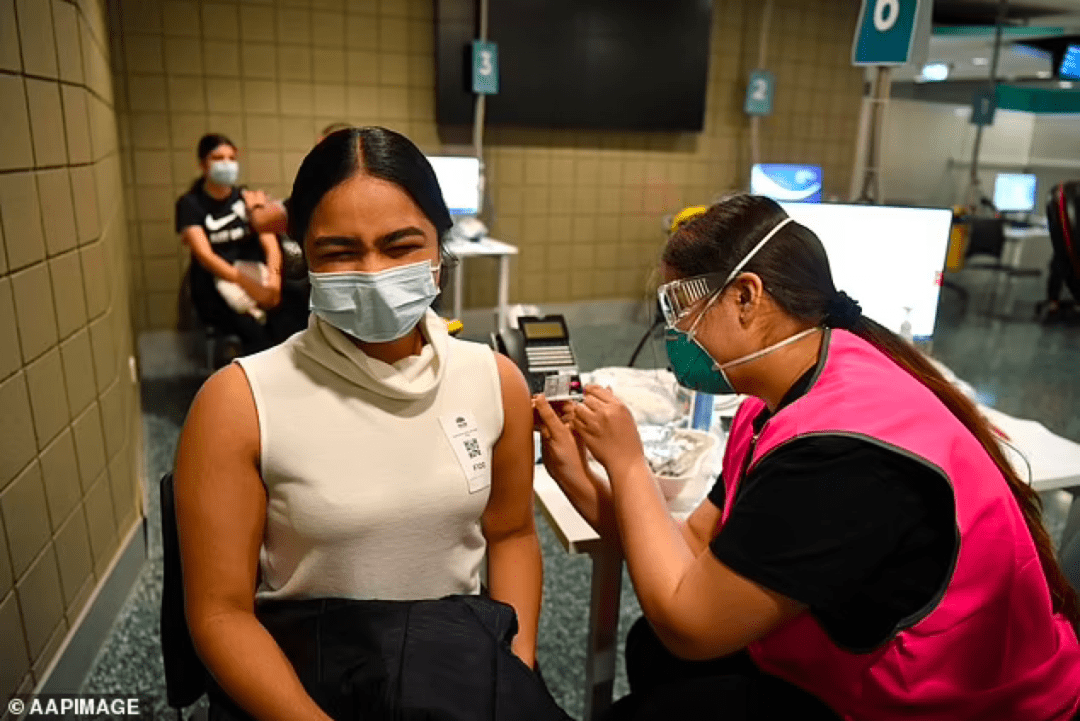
left=80, top=241, right=109, bottom=319
left=54, top=503, right=93, bottom=608
left=241, top=5, right=276, bottom=43
left=312, top=10, right=345, bottom=47
left=71, top=403, right=105, bottom=493
left=376, top=86, right=407, bottom=119
left=83, top=469, right=117, bottom=571
left=133, top=149, right=174, bottom=186
left=15, top=0, right=58, bottom=78
left=0, top=507, right=12, bottom=596
left=10, top=262, right=58, bottom=363
left=0, top=75, right=34, bottom=171
left=0, top=279, right=20, bottom=379
left=162, top=0, right=200, bottom=37
left=52, top=0, right=83, bottom=82
left=120, top=0, right=162, bottom=35
left=0, top=373, right=36, bottom=490
left=345, top=12, right=377, bottom=50
left=124, top=34, right=165, bottom=75
left=2, top=461, right=50, bottom=578
left=49, top=250, right=88, bottom=341
left=203, top=39, right=241, bottom=77
left=165, top=77, right=205, bottom=116
left=276, top=7, right=311, bottom=45
left=241, top=43, right=277, bottom=79
left=36, top=168, right=78, bottom=257
left=134, top=186, right=175, bottom=223
left=279, top=82, right=313, bottom=118
left=127, top=75, right=169, bottom=113
left=164, top=37, right=204, bottom=77
left=89, top=316, right=117, bottom=395
left=97, top=376, right=123, bottom=459
left=129, top=111, right=171, bottom=150
left=313, top=48, right=346, bottom=84
left=242, top=79, right=278, bottom=114
left=146, top=290, right=179, bottom=327
left=25, top=347, right=71, bottom=450
left=108, top=449, right=135, bottom=530
left=0, top=0, right=22, bottom=72
left=313, top=83, right=345, bottom=118
left=170, top=112, right=210, bottom=150
left=70, top=164, right=100, bottom=245
left=202, top=2, right=239, bottom=41
left=39, top=429, right=81, bottom=534
left=31, top=611, right=68, bottom=681
left=15, top=543, right=64, bottom=659
left=205, top=78, right=243, bottom=114
left=377, top=16, right=407, bottom=51
left=277, top=44, right=312, bottom=82
left=376, top=52, right=406, bottom=86
left=0, top=591, right=31, bottom=705
left=60, top=85, right=92, bottom=165
left=137, top=220, right=176, bottom=258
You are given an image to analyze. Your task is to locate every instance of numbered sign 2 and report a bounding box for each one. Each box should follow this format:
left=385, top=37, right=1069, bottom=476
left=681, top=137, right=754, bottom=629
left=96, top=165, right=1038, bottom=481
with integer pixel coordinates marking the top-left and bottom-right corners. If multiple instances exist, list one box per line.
left=472, top=41, right=499, bottom=95
left=744, top=70, right=775, bottom=116
left=852, top=0, right=930, bottom=66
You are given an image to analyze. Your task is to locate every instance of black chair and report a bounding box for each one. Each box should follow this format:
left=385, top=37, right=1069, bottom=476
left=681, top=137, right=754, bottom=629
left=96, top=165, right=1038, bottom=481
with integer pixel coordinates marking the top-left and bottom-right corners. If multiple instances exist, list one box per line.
left=1044, top=180, right=1080, bottom=312
left=962, top=216, right=1041, bottom=317
left=159, top=473, right=210, bottom=715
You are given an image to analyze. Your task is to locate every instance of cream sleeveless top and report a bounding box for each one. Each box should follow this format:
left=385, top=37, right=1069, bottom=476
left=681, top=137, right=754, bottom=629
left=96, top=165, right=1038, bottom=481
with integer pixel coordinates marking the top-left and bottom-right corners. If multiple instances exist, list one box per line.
left=235, top=310, right=504, bottom=601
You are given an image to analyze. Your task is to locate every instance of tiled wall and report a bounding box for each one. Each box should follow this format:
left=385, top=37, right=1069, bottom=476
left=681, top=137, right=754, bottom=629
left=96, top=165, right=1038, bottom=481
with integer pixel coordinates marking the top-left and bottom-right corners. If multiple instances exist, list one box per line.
left=109, top=0, right=863, bottom=328
left=0, top=0, right=142, bottom=703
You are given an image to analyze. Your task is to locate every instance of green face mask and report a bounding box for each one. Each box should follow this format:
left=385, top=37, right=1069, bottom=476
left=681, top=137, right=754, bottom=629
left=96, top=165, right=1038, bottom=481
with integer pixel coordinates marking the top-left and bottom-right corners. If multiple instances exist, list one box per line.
left=665, top=326, right=732, bottom=394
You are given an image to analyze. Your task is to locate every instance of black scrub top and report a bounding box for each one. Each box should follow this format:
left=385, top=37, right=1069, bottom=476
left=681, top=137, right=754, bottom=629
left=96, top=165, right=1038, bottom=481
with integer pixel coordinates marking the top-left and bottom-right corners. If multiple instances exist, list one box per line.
left=175, top=182, right=265, bottom=300
left=708, top=365, right=959, bottom=653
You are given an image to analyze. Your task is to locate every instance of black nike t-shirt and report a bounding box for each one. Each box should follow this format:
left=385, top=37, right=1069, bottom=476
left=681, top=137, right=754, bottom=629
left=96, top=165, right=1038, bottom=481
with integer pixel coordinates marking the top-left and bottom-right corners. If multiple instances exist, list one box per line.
left=175, top=182, right=266, bottom=302
left=708, top=367, right=959, bottom=653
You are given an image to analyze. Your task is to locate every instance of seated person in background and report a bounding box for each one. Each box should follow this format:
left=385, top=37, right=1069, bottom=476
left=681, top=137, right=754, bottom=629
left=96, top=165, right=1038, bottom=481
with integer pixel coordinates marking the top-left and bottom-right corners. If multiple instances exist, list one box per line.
left=176, top=133, right=282, bottom=357
left=174, top=126, right=547, bottom=721
left=244, top=122, right=354, bottom=236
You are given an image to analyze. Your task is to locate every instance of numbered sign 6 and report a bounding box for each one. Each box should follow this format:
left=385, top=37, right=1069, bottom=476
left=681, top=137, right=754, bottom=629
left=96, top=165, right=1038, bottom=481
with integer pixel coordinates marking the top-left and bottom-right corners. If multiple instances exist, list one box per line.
left=853, top=0, right=930, bottom=66
left=744, top=70, right=775, bottom=117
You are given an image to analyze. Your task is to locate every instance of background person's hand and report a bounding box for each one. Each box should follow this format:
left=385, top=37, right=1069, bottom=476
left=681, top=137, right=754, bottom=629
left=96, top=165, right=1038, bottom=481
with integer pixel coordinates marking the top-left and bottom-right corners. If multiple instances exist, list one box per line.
left=572, top=385, right=645, bottom=477
left=242, top=188, right=268, bottom=210
left=533, top=394, right=591, bottom=489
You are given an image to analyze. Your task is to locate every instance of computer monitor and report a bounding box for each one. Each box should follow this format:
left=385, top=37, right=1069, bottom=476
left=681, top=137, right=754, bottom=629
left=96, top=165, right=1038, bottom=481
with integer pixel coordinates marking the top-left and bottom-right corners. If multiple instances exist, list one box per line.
left=427, top=156, right=481, bottom=216
left=779, top=203, right=953, bottom=341
left=1060, top=44, right=1080, bottom=80
left=993, top=173, right=1037, bottom=213
left=751, top=164, right=823, bottom=203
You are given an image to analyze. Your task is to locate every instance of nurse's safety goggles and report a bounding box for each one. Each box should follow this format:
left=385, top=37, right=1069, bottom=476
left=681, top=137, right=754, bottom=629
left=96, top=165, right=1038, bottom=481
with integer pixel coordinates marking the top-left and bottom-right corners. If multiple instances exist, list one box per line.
left=657, top=216, right=794, bottom=328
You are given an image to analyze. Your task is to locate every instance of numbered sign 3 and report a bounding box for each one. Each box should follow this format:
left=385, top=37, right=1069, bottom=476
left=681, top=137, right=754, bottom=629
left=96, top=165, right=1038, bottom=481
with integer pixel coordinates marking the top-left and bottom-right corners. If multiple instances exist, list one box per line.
left=852, top=0, right=931, bottom=66
left=744, top=70, right=775, bottom=117
left=472, top=40, right=499, bottom=95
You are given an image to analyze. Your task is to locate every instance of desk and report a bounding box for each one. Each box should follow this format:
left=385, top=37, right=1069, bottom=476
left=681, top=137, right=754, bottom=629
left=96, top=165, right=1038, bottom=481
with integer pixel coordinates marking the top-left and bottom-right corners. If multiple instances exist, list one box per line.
left=443, top=237, right=518, bottom=332
left=533, top=402, right=1080, bottom=720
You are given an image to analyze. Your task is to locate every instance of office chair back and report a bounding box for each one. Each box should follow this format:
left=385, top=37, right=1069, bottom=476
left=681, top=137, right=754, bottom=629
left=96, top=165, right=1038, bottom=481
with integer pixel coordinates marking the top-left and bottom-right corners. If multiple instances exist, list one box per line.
left=1048, top=181, right=1080, bottom=294
left=159, top=472, right=210, bottom=709
left=965, top=217, right=1006, bottom=260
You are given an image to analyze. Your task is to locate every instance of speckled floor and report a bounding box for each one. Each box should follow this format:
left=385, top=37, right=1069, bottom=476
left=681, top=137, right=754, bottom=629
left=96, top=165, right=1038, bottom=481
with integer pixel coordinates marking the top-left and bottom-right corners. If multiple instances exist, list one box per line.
left=82, top=268, right=1079, bottom=719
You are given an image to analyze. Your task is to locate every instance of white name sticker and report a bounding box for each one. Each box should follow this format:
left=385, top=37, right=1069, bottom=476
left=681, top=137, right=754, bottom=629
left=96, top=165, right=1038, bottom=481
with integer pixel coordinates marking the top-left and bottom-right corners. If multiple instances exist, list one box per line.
left=439, top=411, right=491, bottom=493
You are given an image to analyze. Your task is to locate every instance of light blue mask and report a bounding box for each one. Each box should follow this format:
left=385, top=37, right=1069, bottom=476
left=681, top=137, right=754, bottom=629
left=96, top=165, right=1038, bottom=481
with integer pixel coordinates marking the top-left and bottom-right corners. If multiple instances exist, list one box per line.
left=208, top=160, right=238, bottom=186
left=309, top=260, right=440, bottom=343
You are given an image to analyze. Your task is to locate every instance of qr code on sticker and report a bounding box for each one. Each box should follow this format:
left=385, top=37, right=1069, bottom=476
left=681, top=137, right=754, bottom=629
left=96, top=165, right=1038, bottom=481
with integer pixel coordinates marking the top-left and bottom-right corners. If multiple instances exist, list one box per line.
left=464, top=438, right=482, bottom=459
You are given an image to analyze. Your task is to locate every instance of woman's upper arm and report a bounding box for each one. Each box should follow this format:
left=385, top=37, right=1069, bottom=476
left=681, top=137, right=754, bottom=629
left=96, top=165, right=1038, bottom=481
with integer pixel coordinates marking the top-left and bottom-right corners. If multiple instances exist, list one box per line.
left=174, top=364, right=266, bottom=627
left=482, top=353, right=535, bottom=536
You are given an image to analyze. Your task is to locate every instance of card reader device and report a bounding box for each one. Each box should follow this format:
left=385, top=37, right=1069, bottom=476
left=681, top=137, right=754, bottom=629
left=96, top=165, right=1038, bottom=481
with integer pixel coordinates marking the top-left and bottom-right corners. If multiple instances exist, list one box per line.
left=493, top=315, right=583, bottom=401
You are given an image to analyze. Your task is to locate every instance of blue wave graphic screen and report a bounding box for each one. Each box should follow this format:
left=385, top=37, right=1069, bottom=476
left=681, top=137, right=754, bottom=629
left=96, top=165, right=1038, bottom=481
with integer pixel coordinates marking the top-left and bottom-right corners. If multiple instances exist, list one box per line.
left=1060, top=45, right=1080, bottom=81
left=751, top=164, right=823, bottom=203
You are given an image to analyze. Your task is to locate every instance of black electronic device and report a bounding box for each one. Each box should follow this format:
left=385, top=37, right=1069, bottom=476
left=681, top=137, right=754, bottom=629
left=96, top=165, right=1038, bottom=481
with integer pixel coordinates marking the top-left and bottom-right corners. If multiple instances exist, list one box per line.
left=434, top=0, right=712, bottom=131
left=492, top=315, right=583, bottom=400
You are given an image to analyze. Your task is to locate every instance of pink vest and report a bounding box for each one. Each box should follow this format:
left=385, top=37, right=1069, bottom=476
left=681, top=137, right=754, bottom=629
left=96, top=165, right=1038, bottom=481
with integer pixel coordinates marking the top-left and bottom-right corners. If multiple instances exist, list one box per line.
left=717, top=330, right=1080, bottom=720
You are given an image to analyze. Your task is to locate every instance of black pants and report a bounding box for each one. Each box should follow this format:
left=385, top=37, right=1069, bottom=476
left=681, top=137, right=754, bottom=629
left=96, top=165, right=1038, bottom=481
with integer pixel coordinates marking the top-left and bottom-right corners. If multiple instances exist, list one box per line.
left=604, top=618, right=840, bottom=721
left=1048, top=251, right=1074, bottom=303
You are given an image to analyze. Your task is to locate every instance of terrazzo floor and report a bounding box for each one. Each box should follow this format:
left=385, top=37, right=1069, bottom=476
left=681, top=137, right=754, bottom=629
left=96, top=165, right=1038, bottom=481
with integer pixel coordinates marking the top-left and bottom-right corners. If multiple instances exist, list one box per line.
left=81, top=268, right=1079, bottom=719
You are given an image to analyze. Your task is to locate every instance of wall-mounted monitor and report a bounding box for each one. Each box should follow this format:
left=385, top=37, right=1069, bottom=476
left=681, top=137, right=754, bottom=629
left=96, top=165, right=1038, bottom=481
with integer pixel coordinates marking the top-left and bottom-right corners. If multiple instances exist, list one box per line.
left=1060, top=44, right=1080, bottom=80
left=779, top=203, right=953, bottom=341
left=993, top=173, right=1037, bottom=213
left=427, top=156, right=481, bottom=216
left=751, top=164, right=823, bottom=203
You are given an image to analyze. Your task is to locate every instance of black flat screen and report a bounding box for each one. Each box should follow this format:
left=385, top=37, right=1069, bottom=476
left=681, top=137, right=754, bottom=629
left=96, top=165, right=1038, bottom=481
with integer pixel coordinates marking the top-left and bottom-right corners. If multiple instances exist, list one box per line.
left=435, top=0, right=713, bottom=131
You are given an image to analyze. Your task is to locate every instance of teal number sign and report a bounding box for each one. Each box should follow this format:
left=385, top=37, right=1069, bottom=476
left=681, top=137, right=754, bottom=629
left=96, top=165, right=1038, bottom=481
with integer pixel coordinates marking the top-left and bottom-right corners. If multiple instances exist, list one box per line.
left=852, top=0, right=928, bottom=66
left=970, top=89, right=998, bottom=126
left=472, top=41, right=499, bottom=95
left=744, top=70, right=775, bottom=116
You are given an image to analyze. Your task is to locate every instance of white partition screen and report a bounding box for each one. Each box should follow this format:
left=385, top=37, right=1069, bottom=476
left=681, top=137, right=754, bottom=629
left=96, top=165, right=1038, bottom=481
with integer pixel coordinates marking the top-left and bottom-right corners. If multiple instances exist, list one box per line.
left=778, top=203, right=953, bottom=341
left=427, top=156, right=481, bottom=216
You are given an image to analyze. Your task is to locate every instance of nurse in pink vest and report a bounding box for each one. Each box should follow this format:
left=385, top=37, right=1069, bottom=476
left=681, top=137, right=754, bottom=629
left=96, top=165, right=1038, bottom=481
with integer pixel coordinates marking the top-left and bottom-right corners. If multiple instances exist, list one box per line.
left=534, top=195, right=1080, bottom=720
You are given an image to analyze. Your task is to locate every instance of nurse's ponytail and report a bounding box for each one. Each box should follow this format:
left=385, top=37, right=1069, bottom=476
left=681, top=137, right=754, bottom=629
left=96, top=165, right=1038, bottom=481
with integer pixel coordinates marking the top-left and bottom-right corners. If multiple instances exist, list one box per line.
left=664, top=194, right=1080, bottom=633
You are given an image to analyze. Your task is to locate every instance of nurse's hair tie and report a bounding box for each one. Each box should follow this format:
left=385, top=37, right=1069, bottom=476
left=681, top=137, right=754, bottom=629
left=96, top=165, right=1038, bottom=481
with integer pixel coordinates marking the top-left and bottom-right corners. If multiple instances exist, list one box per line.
left=825, top=290, right=862, bottom=329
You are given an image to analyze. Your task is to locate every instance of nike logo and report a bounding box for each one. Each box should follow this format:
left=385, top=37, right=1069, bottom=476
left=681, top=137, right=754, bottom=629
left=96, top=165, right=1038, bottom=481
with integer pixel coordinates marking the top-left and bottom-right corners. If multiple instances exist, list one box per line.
left=205, top=213, right=237, bottom=231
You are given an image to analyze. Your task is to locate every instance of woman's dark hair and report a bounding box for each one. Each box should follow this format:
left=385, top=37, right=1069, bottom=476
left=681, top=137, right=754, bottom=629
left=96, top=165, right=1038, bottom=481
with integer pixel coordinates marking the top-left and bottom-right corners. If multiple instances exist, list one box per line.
left=287, top=126, right=453, bottom=252
left=196, top=133, right=235, bottom=162
left=663, top=193, right=1080, bottom=633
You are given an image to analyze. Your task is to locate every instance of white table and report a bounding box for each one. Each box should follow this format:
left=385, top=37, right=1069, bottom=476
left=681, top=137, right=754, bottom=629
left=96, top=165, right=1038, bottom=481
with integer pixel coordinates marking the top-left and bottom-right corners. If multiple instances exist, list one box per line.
left=443, top=237, right=518, bottom=332
left=533, top=404, right=1080, bottom=720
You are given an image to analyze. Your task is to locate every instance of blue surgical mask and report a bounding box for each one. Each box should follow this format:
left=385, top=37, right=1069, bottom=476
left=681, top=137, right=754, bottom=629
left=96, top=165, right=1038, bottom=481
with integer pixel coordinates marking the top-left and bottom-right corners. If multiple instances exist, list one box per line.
left=309, top=260, right=440, bottom=343
left=208, top=160, right=239, bottom=186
